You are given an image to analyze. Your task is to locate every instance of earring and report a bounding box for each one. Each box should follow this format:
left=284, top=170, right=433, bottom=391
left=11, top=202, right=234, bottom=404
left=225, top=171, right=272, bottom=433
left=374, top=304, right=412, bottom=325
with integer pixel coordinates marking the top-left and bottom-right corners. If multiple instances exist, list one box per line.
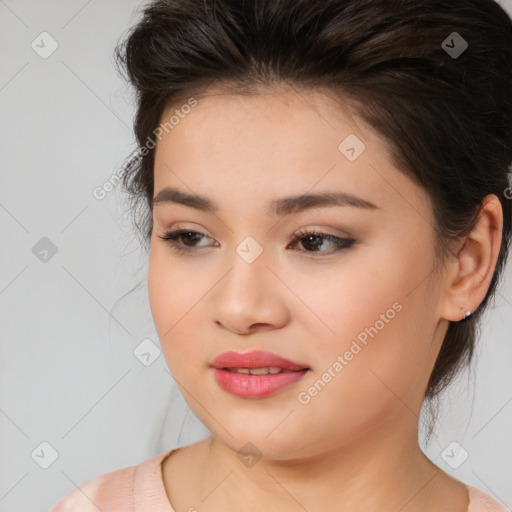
left=460, top=308, right=472, bottom=321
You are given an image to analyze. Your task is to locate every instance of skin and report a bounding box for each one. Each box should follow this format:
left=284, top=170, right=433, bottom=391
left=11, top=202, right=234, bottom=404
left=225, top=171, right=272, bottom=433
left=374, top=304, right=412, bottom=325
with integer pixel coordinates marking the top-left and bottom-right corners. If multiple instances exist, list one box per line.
left=148, top=85, right=503, bottom=512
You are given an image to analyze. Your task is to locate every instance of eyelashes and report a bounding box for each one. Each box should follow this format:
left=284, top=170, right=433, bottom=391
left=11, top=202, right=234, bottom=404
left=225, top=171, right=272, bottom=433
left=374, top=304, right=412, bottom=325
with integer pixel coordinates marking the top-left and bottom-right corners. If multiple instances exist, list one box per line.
left=157, top=228, right=356, bottom=256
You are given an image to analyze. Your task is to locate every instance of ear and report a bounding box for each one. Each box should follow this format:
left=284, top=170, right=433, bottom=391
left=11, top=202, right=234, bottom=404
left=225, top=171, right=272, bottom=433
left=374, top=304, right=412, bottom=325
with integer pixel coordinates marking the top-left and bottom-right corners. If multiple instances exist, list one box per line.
left=440, top=194, right=503, bottom=322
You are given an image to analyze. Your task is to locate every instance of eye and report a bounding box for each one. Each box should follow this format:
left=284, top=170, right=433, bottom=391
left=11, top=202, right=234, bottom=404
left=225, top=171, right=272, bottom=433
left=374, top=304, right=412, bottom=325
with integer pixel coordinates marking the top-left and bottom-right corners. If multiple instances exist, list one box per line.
left=157, top=229, right=215, bottom=254
left=288, top=228, right=355, bottom=254
left=157, top=228, right=355, bottom=255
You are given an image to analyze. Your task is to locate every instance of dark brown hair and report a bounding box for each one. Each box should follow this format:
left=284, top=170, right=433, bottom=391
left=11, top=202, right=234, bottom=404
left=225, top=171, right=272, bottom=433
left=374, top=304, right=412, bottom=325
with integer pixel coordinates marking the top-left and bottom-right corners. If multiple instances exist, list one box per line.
left=114, top=0, right=512, bottom=416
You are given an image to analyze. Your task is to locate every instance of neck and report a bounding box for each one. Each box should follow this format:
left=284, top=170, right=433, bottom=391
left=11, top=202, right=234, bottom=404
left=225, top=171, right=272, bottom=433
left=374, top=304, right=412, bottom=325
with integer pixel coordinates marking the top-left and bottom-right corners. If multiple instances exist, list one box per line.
left=193, top=416, right=468, bottom=512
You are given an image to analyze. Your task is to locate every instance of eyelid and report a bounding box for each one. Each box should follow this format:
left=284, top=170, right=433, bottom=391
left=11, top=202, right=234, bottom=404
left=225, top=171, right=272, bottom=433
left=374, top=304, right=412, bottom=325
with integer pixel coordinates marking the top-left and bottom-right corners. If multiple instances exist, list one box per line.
left=157, top=226, right=356, bottom=256
left=156, top=224, right=348, bottom=242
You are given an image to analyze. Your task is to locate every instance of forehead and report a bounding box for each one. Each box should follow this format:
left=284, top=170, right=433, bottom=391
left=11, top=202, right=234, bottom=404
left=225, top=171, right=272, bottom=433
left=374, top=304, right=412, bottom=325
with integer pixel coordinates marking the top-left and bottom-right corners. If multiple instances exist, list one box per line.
left=159, top=85, right=364, bottom=143
left=157, top=86, right=363, bottom=144
left=152, top=86, right=430, bottom=220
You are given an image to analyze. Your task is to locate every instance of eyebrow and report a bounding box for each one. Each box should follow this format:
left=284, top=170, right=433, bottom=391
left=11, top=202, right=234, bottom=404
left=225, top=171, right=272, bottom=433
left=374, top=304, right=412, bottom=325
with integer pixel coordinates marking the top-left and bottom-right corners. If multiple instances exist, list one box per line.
left=152, top=186, right=379, bottom=216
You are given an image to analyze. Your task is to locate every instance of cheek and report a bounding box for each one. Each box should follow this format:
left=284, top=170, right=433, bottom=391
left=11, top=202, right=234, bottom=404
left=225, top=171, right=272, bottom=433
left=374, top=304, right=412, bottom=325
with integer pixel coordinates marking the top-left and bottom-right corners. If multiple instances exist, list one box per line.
left=148, top=247, right=210, bottom=372
left=291, top=253, right=407, bottom=358
left=147, top=248, right=171, bottom=333
left=148, top=245, right=197, bottom=330
left=291, top=309, right=431, bottom=450
left=296, top=249, right=435, bottom=404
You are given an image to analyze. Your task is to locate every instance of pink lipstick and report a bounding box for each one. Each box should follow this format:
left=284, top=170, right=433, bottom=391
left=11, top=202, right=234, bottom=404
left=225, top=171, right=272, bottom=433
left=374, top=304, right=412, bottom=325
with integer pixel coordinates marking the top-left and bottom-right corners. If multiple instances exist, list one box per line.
left=211, top=350, right=310, bottom=399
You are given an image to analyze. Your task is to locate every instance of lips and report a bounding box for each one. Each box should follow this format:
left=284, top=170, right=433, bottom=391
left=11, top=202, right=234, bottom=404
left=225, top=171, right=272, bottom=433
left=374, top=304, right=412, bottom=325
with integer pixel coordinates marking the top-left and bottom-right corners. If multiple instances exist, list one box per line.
left=210, top=350, right=310, bottom=398
left=211, top=350, right=309, bottom=371
left=212, top=368, right=309, bottom=398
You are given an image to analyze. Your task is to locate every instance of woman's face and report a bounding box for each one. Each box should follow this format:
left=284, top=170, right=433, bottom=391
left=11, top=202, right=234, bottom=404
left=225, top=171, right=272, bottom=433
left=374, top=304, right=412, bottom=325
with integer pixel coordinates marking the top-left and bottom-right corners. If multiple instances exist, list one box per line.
left=148, top=86, right=448, bottom=459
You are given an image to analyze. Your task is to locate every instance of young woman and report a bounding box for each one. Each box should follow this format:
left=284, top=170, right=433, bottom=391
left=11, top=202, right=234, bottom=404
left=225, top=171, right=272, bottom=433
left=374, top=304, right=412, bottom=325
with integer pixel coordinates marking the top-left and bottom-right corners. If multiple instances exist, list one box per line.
left=50, top=0, right=512, bottom=510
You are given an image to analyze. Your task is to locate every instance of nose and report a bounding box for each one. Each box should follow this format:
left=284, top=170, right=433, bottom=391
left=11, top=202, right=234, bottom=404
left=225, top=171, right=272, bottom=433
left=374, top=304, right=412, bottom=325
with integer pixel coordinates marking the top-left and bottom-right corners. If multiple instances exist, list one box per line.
left=210, top=249, right=290, bottom=335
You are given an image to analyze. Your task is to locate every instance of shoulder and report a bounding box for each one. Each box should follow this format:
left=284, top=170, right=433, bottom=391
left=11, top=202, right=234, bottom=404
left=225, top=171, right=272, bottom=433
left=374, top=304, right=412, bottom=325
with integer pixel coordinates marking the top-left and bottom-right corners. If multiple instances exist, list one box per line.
left=48, top=449, right=176, bottom=512
left=467, top=486, right=508, bottom=512
left=48, top=461, right=137, bottom=511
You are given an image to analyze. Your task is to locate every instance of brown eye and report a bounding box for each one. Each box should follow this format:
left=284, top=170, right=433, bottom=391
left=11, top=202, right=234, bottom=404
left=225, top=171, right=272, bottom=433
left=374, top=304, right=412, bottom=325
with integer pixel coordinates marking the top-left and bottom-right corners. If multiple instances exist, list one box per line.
left=289, top=229, right=355, bottom=255
left=158, top=229, right=214, bottom=253
left=158, top=228, right=355, bottom=256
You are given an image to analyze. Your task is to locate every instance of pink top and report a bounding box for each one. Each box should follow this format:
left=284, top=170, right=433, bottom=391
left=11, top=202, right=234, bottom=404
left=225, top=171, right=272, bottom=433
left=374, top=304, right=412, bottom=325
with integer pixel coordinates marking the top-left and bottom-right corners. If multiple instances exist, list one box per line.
left=49, top=448, right=508, bottom=511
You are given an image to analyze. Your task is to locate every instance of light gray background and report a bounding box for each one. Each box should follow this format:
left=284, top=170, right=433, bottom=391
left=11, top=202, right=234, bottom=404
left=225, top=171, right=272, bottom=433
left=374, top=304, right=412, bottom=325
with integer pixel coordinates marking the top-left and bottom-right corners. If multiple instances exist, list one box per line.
left=0, top=1, right=511, bottom=511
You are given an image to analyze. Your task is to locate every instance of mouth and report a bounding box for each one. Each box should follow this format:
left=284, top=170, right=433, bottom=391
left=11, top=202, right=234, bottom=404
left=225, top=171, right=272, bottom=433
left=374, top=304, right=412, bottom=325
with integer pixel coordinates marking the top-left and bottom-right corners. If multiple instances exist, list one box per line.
left=210, top=350, right=310, bottom=399
left=211, top=367, right=310, bottom=399
left=210, top=349, right=309, bottom=372
left=223, top=367, right=302, bottom=375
